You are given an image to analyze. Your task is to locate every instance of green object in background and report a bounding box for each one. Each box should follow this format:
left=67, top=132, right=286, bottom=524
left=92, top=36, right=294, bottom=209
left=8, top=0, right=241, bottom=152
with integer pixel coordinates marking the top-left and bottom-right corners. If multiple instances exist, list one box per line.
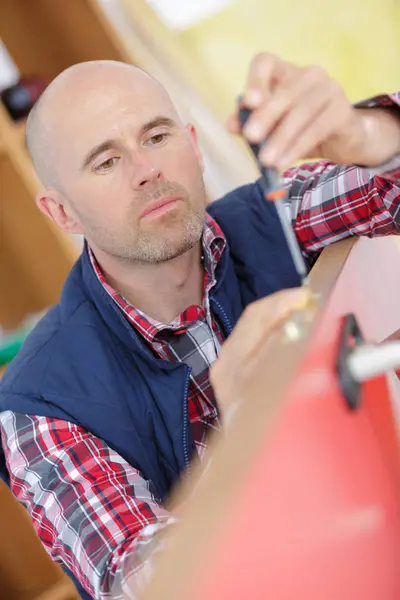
left=0, top=330, right=27, bottom=366
left=0, top=311, right=46, bottom=368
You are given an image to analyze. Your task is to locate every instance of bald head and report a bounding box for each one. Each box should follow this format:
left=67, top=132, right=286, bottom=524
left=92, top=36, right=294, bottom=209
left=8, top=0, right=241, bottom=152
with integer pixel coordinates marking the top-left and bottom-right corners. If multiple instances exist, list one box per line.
left=26, top=61, right=177, bottom=188
left=30, top=60, right=207, bottom=267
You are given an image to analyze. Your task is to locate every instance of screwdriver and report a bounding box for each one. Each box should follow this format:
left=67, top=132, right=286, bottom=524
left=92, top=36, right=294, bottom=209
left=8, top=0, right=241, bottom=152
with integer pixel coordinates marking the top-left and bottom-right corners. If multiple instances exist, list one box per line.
left=238, top=99, right=309, bottom=286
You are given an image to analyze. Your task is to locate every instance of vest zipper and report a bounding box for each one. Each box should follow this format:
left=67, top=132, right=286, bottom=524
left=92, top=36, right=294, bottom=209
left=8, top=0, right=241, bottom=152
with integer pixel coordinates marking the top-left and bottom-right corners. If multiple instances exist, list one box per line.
left=183, top=368, right=191, bottom=470
left=183, top=301, right=232, bottom=471
left=210, top=298, right=233, bottom=335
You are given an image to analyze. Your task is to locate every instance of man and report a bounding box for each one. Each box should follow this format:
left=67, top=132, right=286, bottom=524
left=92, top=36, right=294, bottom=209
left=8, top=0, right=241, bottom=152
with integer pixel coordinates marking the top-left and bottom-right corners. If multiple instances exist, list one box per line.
left=0, top=53, right=399, bottom=599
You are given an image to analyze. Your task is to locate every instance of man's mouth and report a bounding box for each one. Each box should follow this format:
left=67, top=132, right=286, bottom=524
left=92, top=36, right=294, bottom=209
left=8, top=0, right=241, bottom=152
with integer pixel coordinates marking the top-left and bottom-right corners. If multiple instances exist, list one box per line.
left=139, top=196, right=182, bottom=219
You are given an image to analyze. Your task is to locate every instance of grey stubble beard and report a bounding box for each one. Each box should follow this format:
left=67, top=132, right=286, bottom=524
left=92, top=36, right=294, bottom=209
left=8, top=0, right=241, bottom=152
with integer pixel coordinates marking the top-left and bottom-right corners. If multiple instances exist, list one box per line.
left=86, top=179, right=206, bottom=264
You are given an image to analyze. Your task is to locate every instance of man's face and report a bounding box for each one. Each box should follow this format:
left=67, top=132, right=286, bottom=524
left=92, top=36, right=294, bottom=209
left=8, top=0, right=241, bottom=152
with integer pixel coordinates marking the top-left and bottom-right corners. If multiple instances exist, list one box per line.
left=53, top=68, right=206, bottom=263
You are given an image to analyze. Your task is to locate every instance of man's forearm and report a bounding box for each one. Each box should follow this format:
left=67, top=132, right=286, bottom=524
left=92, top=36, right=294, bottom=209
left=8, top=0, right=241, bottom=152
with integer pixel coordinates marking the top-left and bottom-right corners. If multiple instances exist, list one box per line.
left=349, top=104, right=400, bottom=167
left=315, top=92, right=400, bottom=168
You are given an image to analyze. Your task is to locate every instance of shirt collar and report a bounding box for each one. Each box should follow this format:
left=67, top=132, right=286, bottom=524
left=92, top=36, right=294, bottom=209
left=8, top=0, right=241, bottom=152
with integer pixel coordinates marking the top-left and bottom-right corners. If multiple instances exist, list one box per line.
left=88, top=213, right=226, bottom=338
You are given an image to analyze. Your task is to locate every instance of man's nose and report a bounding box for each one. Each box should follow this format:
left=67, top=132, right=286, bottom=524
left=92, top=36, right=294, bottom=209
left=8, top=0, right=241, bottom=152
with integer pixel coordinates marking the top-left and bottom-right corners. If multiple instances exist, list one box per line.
left=129, top=153, right=164, bottom=190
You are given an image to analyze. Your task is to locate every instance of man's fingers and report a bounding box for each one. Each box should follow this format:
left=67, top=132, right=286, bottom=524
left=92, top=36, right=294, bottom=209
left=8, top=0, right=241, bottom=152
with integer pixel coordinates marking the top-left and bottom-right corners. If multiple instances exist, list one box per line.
left=243, top=53, right=292, bottom=109
left=215, top=287, right=309, bottom=374
left=242, top=66, right=328, bottom=144
left=258, top=84, right=333, bottom=166
left=244, top=53, right=276, bottom=108
left=228, top=57, right=357, bottom=166
left=212, top=289, right=310, bottom=374
left=210, top=287, right=311, bottom=409
left=235, top=287, right=309, bottom=338
left=240, top=287, right=311, bottom=360
left=275, top=99, right=350, bottom=166
left=225, top=113, right=241, bottom=134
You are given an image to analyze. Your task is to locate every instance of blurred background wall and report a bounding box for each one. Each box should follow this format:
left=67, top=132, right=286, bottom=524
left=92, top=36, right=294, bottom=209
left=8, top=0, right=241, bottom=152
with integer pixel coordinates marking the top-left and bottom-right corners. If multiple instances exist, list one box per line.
left=147, top=0, right=400, bottom=117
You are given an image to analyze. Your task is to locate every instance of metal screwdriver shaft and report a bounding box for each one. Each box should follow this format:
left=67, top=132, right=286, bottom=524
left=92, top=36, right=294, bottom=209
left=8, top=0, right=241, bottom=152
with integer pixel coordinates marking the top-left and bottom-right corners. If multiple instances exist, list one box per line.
left=238, top=101, right=309, bottom=286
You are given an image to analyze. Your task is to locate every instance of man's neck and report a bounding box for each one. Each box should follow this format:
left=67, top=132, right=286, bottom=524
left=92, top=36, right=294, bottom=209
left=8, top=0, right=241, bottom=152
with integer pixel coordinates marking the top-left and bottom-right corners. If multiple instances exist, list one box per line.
left=93, top=243, right=204, bottom=323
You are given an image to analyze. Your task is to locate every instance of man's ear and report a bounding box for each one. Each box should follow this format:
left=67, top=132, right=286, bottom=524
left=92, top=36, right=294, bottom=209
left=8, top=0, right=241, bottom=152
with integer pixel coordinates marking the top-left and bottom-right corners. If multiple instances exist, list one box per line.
left=36, top=189, right=84, bottom=235
left=185, top=123, right=204, bottom=172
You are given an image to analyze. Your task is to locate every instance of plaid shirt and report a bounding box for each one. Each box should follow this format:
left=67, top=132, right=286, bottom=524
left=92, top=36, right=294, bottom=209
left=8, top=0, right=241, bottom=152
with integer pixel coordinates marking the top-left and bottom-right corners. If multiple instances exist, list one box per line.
left=1, top=92, right=400, bottom=600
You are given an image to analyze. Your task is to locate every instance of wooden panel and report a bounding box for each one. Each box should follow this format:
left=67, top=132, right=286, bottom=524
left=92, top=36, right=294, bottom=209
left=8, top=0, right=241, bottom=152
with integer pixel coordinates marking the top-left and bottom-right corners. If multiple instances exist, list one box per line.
left=0, top=0, right=130, bottom=81
left=0, top=152, right=77, bottom=328
left=0, top=225, right=40, bottom=330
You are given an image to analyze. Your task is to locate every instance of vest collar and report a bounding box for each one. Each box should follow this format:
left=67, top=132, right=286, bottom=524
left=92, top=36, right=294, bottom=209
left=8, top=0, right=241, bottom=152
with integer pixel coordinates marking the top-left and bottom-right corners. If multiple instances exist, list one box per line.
left=66, top=241, right=231, bottom=369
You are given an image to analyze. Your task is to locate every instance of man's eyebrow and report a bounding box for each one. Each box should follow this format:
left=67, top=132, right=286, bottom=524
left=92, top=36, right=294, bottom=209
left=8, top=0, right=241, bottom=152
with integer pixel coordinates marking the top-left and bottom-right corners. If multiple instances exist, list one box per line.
left=139, top=116, right=176, bottom=137
left=81, top=140, right=117, bottom=171
left=80, top=117, right=177, bottom=171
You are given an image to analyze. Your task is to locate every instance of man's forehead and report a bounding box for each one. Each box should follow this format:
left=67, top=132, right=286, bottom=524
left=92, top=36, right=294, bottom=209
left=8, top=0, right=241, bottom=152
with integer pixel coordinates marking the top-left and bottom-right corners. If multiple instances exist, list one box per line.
left=26, top=61, right=177, bottom=184
left=52, top=73, right=172, bottom=125
left=47, top=75, right=179, bottom=159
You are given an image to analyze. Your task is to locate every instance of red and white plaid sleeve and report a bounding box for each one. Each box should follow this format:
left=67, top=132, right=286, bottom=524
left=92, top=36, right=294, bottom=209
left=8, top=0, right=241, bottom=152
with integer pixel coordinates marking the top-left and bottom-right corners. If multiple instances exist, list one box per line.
left=0, top=410, right=175, bottom=599
left=282, top=92, right=400, bottom=254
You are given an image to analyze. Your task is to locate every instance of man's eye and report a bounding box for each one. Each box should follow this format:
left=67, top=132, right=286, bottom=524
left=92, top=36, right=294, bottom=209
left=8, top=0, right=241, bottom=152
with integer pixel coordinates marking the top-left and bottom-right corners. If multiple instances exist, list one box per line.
left=148, top=133, right=169, bottom=145
left=95, top=157, right=119, bottom=172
